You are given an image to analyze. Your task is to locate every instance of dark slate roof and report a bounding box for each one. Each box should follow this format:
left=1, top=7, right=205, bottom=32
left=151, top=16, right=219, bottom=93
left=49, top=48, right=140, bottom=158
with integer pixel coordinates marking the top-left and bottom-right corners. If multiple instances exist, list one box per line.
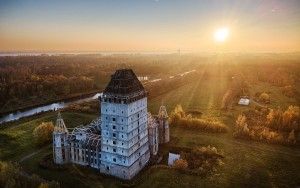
left=103, top=69, right=145, bottom=95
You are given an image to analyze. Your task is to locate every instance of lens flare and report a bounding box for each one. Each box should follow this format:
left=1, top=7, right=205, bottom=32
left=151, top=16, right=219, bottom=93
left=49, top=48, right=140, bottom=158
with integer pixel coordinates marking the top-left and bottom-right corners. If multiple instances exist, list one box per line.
left=214, top=27, right=229, bottom=42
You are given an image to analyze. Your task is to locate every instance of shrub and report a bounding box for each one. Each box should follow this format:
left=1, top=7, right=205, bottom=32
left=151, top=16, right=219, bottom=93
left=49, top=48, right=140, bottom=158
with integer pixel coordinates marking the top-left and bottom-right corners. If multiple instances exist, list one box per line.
left=178, top=146, right=224, bottom=176
left=170, top=104, right=227, bottom=133
left=0, top=161, right=59, bottom=188
left=173, top=159, right=188, bottom=171
left=259, top=92, right=270, bottom=103
left=234, top=105, right=299, bottom=145
left=233, top=114, right=250, bottom=137
left=170, top=104, right=186, bottom=124
left=282, top=106, right=299, bottom=131
left=38, top=183, right=49, bottom=188
left=282, top=85, right=296, bottom=97
left=258, top=128, right=285, bottom=144
left=177, top=117, right=228, bottom=133
left=0, top=161, right=20, bottom=188
left=266, top=106, right=299, bottom=132
left=287, top=130, right=296, bottom=144
left=33, top=122, right=54, bottom=146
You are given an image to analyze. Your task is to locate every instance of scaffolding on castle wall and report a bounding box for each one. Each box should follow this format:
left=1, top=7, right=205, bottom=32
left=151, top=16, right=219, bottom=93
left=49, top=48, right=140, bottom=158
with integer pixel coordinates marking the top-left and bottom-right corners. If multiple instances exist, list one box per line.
left=67, top=118, right=101, bottom=149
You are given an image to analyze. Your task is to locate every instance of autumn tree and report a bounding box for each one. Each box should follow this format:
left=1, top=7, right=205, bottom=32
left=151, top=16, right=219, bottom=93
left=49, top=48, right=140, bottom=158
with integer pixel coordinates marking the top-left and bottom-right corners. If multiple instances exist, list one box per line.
left=38, top=183, right=49, bottom=188
left=170, top=104, right=186, bottom=124
left=287, top=130, right=296, bottom=144
left=282, top=85, right=296, bottom=97
left=266, top=108, right=283, bottom=130
left=282, top=106, right=299, bottom=131
left=0, top=161, right=20, bottom=188
left=234, top=114, right=250, bottom=137
left=173, top=159, right=188, bottom=171
left=33, top=122, right=54, bottom=146
left=259, top=92, right=270, bottom=104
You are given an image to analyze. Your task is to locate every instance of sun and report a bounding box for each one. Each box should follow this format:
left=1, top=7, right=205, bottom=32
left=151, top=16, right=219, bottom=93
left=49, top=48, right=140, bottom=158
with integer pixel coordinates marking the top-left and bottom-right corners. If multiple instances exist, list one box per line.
left=214, top=27, right=229, bottom=42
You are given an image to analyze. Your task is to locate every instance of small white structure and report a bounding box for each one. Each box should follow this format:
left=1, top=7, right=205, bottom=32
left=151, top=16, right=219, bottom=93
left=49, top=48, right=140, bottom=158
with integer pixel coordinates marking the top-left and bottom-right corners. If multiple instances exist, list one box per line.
left=238, top=98, right=250, bottom=106
left=168, top=153, right=180, bottom=166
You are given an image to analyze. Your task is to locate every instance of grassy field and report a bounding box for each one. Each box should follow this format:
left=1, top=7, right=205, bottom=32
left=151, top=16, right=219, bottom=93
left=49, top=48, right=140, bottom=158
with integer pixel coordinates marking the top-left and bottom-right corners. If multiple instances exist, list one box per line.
left=1, top=66, right=299, bottom=187
left=149, top=67, right=228, bottom=117
left=0, top=112, right=97, bottom=161
left=18, top=122, right=300, bottom=188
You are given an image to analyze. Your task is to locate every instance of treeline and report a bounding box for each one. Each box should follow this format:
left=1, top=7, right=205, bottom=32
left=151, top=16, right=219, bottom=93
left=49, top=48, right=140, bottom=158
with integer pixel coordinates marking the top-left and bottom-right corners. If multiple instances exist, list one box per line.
left=221, top=73, right=250, bottom=110
left=1, top=54, right=299, bottom=114
left=170, top=105, right=228, bottom=133
left=0, top=161, right=59, bottom=188
left=64, top=100, right=99, bottom=114
left=234, top=105, right=299, bottom=145
left=0, top=54, right=198, bottom=113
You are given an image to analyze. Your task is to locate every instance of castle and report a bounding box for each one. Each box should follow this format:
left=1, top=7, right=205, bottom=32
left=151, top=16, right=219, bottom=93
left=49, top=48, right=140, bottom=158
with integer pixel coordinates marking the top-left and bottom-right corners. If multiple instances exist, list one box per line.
left=53, top=69, right=169, bottom=180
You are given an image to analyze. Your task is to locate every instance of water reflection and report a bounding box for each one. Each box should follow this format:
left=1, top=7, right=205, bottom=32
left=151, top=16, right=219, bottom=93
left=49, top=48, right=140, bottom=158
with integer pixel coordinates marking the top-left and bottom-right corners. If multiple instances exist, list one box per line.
left=0, top=93, right=102, bottom=124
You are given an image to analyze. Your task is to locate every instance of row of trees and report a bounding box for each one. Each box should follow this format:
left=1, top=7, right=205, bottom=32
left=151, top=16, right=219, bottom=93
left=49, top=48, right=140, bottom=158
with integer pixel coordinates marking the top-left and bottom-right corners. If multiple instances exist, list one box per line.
left=221, top=73, right=250, bottom=110
left=170, top=105, right=228, bottom=133
left=234, top=105, right=299, bottom=145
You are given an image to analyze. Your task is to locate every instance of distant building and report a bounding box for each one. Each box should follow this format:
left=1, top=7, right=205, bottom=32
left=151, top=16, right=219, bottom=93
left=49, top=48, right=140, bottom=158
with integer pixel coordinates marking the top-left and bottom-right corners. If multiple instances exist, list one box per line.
left=168, top=153, right=180, bottom=166
left=53, top=69, right=169, bottom=180
left=238, top=98, right=250, bottom=106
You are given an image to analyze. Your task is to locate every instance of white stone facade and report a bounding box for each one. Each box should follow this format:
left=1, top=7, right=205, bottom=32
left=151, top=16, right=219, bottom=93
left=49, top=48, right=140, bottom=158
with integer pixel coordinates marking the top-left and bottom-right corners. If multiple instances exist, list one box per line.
left=100, top=97, right=150, bottom=179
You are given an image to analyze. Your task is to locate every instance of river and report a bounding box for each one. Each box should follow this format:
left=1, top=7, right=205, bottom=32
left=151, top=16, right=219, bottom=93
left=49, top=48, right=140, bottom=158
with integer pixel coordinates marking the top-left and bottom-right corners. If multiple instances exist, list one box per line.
left=0, top=93, right=102, bottom=124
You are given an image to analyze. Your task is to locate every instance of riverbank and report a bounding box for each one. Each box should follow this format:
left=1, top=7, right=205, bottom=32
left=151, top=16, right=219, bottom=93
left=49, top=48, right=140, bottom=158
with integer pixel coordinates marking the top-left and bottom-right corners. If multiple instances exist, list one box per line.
left=0, top=90, right=101, bottom=116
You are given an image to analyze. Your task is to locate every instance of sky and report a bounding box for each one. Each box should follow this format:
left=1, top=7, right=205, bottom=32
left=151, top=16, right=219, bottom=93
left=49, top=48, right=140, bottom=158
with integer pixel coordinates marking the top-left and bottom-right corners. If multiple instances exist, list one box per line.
left=0, top=0, right=300, bottom=52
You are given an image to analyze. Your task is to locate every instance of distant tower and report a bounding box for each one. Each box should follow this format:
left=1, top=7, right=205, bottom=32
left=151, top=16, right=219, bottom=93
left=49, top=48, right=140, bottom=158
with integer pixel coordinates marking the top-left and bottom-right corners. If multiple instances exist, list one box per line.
left=53, top=112, right=70, bottom=164
left=99, top=69, right=150, bottom=180
left=157, top=106, right=170, bottom=144
left=147, top=113, right=159, bottom=156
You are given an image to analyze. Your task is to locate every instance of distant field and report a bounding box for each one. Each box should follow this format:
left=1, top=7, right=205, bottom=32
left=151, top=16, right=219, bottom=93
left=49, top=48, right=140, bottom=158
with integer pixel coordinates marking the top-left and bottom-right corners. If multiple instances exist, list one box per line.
left=149, top=73, right=228, bottom=117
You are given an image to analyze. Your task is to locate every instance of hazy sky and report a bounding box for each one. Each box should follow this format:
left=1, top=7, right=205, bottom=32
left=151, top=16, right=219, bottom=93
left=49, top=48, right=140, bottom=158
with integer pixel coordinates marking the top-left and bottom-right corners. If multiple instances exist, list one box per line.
left=0, top=0, right=300, bottom=52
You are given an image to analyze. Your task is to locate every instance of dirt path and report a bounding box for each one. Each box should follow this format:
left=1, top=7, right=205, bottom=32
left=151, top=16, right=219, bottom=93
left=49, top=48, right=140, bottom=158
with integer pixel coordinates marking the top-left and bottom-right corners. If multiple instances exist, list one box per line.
left=19, top=146, right=49, bottom=163
left=250, top=99, right=267, bottom=108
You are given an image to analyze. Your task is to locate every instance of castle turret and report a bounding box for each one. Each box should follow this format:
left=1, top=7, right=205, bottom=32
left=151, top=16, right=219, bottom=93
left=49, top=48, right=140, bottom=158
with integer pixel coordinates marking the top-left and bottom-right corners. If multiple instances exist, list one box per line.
left=157, top=105, right=170, bottom=144
left=53, top=112, right=70, bottom=164
left=147, top=113, right=159, bottom=156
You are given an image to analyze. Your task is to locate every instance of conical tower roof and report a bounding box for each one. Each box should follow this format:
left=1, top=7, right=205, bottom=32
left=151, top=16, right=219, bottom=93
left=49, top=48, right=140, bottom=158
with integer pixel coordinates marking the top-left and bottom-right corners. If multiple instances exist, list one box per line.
left=103, top=69, right=145, bottom=96
left=158, top=106, right=168, bottom=119
left=54, top=112, right=68, bottom=133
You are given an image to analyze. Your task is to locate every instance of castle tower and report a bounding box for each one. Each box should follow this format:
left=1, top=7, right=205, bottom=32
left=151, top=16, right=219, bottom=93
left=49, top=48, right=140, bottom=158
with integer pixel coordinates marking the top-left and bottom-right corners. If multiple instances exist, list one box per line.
left=147, top=113, right=159, bottom=156
left=53, top=112, right=70, bottom=164
left=157, top=105, right=170, bottom=144
left=99, top=69, right=150, bottom=180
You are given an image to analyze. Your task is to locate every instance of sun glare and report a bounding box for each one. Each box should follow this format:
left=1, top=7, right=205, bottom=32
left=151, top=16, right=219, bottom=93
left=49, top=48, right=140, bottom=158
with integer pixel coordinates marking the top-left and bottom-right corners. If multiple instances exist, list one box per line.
left=214, top=27, right=229, bottom=42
